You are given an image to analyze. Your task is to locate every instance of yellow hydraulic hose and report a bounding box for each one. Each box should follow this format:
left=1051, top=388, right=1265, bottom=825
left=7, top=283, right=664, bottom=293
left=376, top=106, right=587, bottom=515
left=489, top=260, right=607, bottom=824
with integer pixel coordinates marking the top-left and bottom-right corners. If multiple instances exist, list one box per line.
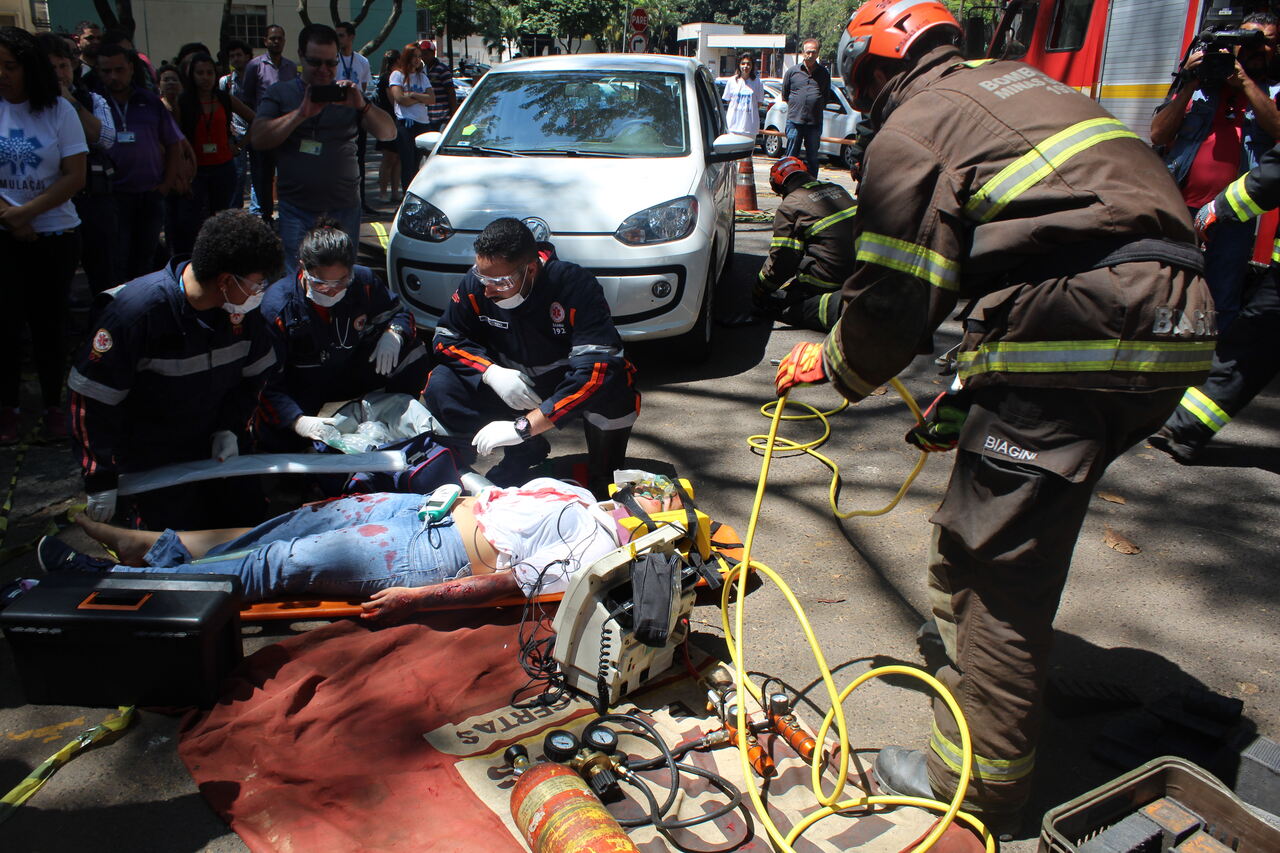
left=720, top=383, right=994, bottom=853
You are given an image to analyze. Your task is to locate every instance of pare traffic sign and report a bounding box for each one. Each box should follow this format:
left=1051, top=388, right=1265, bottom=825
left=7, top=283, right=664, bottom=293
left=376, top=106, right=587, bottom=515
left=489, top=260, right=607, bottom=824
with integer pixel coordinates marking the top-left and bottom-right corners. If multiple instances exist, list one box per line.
left=630, top=8, right=649, bottom=32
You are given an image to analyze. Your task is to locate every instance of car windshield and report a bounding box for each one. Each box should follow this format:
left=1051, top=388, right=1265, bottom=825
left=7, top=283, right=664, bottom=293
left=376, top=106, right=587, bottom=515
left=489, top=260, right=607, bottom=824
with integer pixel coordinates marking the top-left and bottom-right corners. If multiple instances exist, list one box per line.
left=439, top=70, right=689, bottom=157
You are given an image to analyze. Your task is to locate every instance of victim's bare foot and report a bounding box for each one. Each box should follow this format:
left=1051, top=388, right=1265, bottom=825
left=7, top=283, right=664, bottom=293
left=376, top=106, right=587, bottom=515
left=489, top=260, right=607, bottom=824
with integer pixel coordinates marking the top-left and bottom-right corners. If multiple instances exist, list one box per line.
left=75, top=515, right=161, bottom=567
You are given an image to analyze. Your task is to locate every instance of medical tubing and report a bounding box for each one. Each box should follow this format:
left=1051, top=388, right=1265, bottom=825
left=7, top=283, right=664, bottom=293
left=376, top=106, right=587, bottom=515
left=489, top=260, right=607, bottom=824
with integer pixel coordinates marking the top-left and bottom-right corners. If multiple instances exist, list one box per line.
left=721, top=387, right=991, bottom=853
left=601, top=713, right=681, bottom=823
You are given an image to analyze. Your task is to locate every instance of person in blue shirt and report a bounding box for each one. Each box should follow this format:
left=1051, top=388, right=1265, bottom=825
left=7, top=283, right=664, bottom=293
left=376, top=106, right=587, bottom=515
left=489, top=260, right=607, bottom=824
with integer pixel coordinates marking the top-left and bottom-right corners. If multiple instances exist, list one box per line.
left=254, top=218, right=429, bottom=450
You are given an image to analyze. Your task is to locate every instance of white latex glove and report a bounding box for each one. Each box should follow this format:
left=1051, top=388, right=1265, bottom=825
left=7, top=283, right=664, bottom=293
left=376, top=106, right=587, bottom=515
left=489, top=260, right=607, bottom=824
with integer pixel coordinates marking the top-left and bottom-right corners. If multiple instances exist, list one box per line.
left=294, top=415, right=340, bottom=442
left=370, top=328, right=402, bottom=376
left=85, top=489, right=118, bottom=522
left=211, top=430, right=239, bottom=462
left=481, top=364, right=542, bottom=410
left=472, top=420, right=524, bottom=456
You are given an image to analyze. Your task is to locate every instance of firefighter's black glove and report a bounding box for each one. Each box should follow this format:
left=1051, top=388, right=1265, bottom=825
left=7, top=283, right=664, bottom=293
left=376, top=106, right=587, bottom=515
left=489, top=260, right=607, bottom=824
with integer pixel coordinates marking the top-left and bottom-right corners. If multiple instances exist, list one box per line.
left=905, top=391, right=969, bottom=453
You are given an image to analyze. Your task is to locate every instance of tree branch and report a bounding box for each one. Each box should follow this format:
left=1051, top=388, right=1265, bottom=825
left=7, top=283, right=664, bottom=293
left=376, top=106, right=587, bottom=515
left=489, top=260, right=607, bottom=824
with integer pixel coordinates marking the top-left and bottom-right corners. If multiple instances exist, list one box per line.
left=359, top=0, right=403, bottom=57
left=297, top=0, right=312, bottom=27
left=352, top=0, right=376, bottom=29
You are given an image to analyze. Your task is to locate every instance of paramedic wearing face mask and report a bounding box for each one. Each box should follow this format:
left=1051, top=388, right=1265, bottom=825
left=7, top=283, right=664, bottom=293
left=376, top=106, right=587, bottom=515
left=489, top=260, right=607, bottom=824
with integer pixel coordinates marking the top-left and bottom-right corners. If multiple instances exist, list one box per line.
left=254, top=218, right=430, bottom=451
left=67, top=210, right=282, bottom=531
left=424, top=218, right=640, bottom=498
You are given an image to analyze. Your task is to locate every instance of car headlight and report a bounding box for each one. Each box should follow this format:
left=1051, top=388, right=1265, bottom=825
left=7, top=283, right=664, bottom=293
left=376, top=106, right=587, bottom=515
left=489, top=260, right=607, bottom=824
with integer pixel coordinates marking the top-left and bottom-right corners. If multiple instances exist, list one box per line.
left=398, top=193, right=454, bottom=242
left=614, top=196, right=698, bottom=245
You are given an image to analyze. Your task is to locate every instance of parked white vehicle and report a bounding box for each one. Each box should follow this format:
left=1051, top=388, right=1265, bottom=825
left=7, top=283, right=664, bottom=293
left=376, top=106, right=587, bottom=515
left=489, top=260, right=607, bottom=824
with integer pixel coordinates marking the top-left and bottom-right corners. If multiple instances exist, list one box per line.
left=386, top=54, right=755, bottom=358
left=760, top=80, right=862, bottom=169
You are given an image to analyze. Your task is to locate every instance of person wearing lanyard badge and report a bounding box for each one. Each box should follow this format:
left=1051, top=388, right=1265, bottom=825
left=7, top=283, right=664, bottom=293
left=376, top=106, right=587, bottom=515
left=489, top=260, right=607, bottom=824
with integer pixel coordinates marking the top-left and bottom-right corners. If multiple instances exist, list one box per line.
left=335, top=21, right=374, bottom=213
left=94, top=42, right=189, bottom=286
left=249, top=23, right=395, bottom=271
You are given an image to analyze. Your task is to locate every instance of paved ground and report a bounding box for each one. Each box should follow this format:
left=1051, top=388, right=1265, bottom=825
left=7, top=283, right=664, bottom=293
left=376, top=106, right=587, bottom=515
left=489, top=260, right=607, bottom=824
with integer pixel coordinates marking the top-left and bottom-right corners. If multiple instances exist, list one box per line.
left=0, top=156, right=1277, bottom=852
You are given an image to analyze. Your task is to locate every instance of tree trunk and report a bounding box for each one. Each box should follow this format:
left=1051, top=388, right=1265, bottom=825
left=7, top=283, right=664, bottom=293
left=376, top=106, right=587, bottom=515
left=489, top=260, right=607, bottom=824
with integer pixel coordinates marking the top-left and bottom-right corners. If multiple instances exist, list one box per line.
left=359, top=0, right=403, bottom=57
left=92, top=0, right=136, bottom=40
left=297, top=0, right=312, bottom=27
left=219, top=0, right=235, bottom=55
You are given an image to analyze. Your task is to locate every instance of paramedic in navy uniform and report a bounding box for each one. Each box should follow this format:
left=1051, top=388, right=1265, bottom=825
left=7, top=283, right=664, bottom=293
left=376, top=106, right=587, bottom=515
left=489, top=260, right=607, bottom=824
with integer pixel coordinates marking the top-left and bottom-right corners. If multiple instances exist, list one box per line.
left=254, top=218, right=430, bottom=450
left=424, top=218, right=640, bottom=498
left=68, top=210, right=282, bottom=530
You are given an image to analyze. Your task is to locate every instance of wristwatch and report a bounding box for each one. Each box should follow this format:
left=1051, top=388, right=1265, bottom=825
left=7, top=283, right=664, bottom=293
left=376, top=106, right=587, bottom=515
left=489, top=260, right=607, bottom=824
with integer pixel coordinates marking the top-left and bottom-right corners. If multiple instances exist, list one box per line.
left=513, top=416, right=532, bottom=440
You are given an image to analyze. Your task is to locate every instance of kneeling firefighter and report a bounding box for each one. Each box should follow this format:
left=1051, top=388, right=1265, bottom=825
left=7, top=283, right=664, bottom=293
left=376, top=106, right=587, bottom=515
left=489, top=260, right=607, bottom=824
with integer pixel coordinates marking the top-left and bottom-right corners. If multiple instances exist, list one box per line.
left=773, top=0, right=1214, bottom=829
left=754, top=156, right=859, bottom=331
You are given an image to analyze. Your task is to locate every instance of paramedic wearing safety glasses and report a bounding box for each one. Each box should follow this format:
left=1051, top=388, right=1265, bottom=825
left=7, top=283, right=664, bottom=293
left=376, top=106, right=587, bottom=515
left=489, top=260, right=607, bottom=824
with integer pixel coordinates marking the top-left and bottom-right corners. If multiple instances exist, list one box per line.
left=424, top=218, right=640, bottom=499
left=773, top=0, right=1214, bottom=832
left=68, top=210, right=284, bottom=531
left=253, top=218, right=430, bottom=450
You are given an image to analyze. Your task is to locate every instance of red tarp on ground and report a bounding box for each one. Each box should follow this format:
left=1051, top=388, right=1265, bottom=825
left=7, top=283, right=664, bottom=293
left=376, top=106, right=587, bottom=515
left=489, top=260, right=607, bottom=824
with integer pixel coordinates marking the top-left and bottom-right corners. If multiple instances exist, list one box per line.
left=178, top=612, right=983, bottom=853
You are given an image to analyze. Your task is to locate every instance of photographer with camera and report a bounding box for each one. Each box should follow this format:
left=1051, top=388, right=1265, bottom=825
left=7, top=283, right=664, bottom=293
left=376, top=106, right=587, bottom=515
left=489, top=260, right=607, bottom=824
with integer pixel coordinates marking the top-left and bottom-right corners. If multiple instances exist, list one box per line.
left=249, top=23, right=395, bottom=271
left=1152, top=13, right=1280, bottom=332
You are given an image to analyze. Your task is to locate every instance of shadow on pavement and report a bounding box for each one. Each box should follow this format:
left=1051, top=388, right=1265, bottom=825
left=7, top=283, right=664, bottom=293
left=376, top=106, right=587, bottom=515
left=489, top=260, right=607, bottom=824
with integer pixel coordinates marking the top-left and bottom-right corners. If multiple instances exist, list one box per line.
left=3, top=792, right=232, bottom=853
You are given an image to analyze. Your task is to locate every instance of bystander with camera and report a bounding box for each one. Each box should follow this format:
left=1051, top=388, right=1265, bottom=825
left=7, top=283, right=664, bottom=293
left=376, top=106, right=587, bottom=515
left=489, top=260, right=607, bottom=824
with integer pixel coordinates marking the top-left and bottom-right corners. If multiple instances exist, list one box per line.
left=249, top=23, right=395, bottom=270
left=1152, top=12, right=1280, bottom=333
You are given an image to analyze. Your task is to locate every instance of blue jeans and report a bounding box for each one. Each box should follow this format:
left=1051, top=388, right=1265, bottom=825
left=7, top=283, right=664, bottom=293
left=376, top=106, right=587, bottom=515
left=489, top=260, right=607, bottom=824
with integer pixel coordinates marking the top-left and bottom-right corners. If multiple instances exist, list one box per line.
left=1201, top=215, right=1255, bottom=334
left=248, top=148, right=276, bottom=220
left=229, top=147, right=249, bottom=210
left=278, top=198, right=361, bottom=274
left=131, top=492, right=471, bottom=601
left=785, top=120, right=822, bottom=176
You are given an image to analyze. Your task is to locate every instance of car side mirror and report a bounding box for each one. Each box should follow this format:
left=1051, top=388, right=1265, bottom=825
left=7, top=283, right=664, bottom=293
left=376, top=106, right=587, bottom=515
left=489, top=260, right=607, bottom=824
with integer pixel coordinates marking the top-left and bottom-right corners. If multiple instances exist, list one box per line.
left=708, top=132, right=756, bottom=162
left=415, top=131, right=442, bottom=152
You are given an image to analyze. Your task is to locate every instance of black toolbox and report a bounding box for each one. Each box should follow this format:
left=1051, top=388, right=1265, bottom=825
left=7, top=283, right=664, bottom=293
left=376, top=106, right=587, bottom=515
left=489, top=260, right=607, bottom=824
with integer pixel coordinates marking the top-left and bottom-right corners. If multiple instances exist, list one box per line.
left=1, top=572, right=243, bottom=708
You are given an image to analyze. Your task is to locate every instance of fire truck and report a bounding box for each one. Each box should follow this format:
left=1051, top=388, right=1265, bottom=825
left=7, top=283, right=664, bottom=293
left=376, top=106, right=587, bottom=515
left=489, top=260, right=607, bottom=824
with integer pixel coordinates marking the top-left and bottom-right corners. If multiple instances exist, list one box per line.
left=982, top=0, right=1209, bottom=140
left=981, top=0, right=1278, bottom=260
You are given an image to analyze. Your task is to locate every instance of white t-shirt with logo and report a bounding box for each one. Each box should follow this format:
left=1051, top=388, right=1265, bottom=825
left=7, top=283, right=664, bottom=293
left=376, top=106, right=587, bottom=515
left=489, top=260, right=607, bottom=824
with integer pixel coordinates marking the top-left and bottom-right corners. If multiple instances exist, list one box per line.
left=472, top=477, right=621, bottom=596
left=0, top=98, right=88, bottom=233
left=722, top=76, right=764, bottom=137
left=388, top=69, right=432, bottom=124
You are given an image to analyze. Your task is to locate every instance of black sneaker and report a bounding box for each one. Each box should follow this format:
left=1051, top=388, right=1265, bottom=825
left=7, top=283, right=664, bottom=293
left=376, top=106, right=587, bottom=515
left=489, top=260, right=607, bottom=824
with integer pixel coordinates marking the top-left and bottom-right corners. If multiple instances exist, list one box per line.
left=37, top=536, right=116, bottom=573
left=1148, top=426, right=1202, bottom=464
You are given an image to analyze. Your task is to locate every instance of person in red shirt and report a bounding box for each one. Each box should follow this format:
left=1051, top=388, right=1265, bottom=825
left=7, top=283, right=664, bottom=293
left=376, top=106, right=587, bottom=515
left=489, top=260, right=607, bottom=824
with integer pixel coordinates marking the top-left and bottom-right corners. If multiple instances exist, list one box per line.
left=169, top=52, right=254, bottom=256
left=1152, top=14, right=1280, bottom=332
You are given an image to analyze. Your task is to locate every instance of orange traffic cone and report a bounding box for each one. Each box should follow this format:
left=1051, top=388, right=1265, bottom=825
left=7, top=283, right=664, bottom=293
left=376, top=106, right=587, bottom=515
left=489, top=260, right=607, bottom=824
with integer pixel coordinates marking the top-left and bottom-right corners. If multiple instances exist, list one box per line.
left=735, top=156, right=761, bottom=213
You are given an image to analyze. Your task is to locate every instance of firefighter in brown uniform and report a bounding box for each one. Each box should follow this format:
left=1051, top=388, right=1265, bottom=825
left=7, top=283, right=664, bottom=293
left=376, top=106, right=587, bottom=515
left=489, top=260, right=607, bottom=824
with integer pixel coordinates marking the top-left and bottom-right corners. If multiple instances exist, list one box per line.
left=755, top=156, right=859, bottom=331
left=773, top=0, right=1216, bottom=830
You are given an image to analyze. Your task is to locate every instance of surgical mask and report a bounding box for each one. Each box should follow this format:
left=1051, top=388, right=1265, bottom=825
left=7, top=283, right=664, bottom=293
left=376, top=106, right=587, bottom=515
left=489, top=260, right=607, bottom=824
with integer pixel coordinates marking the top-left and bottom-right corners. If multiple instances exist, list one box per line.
left=222, top=289, right=264, bottom=316
left=494, top=291, right=526, bottom=310
left=222, top=274, right=266, bottom=317
left=306, top=284, right=347, bottom=307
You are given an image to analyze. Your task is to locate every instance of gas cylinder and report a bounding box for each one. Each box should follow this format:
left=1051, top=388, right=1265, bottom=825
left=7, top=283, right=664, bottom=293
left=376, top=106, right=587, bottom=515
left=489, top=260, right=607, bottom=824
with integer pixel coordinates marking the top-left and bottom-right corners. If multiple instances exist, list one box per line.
left=509, top=761, right=640, bottom=853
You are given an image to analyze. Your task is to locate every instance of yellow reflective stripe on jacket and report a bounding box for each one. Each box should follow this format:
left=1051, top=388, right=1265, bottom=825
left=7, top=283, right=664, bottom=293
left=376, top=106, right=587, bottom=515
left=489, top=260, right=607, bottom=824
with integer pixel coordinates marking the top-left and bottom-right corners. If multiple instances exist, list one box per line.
left=1223, top=173, right=1266, bottom=222
left=1179, top=387, right=1231, bottom=432
left=772, top=236, right=804, bottom=250
left=957, top=339, right=1216, bottom=378
left=1272, top=238, right=1280, bottom=265
left=964, top=118, right=1139, bottom=223
left=808, top=204, right=859, bottom=237
left=818, top=291, right=841, bottom=329
left=822, top=332, right=878, bottom=398
left=795, top=272, right=843, bottom=290
left=930, top=722, right=1034, bottom=781
left=856, top=232, right=960, bottom=291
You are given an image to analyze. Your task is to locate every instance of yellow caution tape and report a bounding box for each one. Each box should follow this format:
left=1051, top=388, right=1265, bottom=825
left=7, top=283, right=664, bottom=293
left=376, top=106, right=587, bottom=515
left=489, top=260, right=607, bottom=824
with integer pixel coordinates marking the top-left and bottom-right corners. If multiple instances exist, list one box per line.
left=0, top=707, right=136, bottom=824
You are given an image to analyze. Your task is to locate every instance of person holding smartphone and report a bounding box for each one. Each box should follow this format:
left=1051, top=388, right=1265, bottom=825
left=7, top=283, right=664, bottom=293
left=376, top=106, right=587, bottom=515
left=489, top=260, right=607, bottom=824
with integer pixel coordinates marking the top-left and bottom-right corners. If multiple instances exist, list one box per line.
left=248, top=23, right=395, bottom=271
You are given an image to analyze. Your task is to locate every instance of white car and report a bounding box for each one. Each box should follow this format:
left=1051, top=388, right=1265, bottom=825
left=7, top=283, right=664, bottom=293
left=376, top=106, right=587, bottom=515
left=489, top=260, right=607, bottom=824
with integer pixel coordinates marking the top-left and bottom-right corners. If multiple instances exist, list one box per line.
left=761, top=80, right=862, bottom=169
left=387, top=54, right=755, bottom=358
